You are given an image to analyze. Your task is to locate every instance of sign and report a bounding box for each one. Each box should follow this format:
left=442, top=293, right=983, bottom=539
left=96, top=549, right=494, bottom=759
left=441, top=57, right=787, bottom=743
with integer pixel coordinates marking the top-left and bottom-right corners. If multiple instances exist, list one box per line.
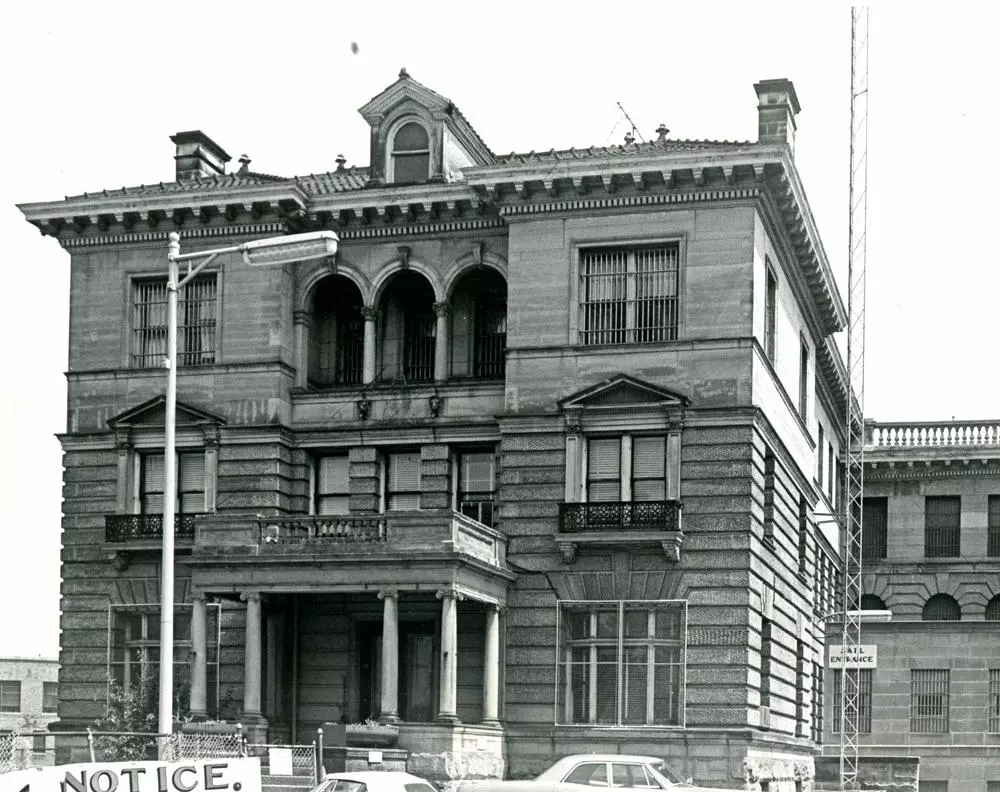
left=828, top=643, right=877, bottom=668
left=267, top=750, right=292, bottom=778
left=366, top=752, right=382, bottom=766
left=0, top=758, right=262, bottom=792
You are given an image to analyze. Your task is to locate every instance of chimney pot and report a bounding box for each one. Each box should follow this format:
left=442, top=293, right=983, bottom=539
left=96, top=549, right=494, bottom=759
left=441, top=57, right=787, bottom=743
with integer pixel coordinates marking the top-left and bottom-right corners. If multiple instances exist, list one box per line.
left=170, top=130, right=231, bottom=182
left=753, top=79, right=801, bottom=155
left=237, top=154, right=252, bottom=175
left=655, top=124, right=670, bottom=142
left=335, top=154, right=347, bottom=172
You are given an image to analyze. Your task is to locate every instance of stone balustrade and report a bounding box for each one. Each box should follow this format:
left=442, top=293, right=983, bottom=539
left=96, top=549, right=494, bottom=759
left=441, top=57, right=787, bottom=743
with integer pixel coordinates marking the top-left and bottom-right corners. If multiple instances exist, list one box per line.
left=866, top=420, right=1000, bottom=449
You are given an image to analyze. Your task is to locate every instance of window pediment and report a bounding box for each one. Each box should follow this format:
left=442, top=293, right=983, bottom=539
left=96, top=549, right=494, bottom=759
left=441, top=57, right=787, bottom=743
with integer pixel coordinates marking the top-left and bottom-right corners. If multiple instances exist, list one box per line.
left=108, top=395, right=226, bottom=431
left=559, top=374, right=690, bottom=415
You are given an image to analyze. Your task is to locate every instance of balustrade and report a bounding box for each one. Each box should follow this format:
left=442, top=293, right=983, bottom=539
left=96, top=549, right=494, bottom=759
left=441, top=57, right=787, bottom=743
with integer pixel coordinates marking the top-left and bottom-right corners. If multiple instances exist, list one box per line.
left=259, top=515, right=387, bottom=543
left=559, top=500, right=681, bottom=533
left=105, top=514, right=197, bottom=543
left=866, top=420, right=1000, bottom=449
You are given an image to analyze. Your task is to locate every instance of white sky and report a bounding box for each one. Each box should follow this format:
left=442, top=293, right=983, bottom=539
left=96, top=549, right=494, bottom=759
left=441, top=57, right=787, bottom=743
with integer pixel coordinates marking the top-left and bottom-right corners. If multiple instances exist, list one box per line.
left=1, top=2, right=998, bottom=658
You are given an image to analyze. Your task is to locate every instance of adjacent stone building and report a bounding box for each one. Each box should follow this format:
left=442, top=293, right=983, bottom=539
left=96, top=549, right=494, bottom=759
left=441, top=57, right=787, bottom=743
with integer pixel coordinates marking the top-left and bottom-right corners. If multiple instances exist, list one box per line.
left=822, top=420, right=1000, bottom=792
left=20, top=71, right=849, bottom=789
left=0, top=657, right=60, bottom=734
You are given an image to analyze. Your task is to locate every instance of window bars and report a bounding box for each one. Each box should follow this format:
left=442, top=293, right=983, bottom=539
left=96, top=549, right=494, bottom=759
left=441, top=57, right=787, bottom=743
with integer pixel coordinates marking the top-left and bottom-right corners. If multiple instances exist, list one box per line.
left=990, top=669, right=1000, bottom=733
left=989, top=496, right=1000, bottom=557
left=132, top=276, right=217, bottom=368
left=862, top=497, right=888, bottom=560
left=910, top=669, right=949, bottom=733
left=403, top=307, right=435, bottom=382
left=579, top=245, right=679, bottom=345
left=833, top=669, right=872, bottom=733
left=556, top=600, right=685, bottom=726
left=473, top=296, right=507, bottom=379
left=925, top=496, right=961, bottom=558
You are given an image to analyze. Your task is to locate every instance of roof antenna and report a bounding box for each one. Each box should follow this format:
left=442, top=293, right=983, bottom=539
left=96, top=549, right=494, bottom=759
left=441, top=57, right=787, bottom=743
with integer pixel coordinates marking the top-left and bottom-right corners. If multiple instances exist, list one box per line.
left=616, top=102, right=645, bottom=144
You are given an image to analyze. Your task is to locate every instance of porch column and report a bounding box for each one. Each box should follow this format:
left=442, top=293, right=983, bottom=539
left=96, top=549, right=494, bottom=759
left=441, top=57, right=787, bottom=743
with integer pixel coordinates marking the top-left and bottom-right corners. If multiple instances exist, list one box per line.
left=362, top=305, right=378, bottom=384
left=242, top=591, right=263, bottom=720
left=293, top=310, right=312, bottom=389
left=433, top=302, right=450, bottom=382
left=379, top=590, right=400, bottom=723
left=436, top=588, right=459, bottom=723
left=189, top=593, right=208, bottom=719
left=482, top=604, right=501, bottom=726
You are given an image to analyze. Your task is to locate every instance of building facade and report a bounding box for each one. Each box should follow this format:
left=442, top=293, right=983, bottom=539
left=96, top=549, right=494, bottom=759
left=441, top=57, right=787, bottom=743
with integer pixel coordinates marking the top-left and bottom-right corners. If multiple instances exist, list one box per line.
left=21, top=72, right=849, bottom=789
left=823, top=420, right=1000, bottom=792
left=0, top=658, right=60, bottom=734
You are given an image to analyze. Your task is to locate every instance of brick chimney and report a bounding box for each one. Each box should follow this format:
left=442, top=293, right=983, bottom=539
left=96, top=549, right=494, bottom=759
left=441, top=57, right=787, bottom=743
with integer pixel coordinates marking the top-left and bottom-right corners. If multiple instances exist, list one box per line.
left=170, top=130, right=231, bottom=181
left=753, top=79, right=801, bottom=155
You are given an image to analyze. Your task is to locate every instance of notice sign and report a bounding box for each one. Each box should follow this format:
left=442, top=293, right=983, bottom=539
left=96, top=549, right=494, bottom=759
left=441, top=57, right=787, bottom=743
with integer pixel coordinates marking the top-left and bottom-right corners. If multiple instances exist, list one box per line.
left=0, top=758, right=261, bottom=792
left=828, top=644, right=878, bottom=668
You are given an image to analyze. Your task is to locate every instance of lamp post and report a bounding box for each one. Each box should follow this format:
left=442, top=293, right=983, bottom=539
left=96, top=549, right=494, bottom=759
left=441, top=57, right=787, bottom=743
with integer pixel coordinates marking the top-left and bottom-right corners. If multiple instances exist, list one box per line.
left=159, top=229, right=338, bottom=753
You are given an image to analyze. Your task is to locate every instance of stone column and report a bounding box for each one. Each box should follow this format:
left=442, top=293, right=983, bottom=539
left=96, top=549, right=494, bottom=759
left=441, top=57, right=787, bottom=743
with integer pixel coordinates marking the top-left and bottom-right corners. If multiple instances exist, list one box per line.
left=436, top=589, right=459, bottom=723
left=293, top=310, right=312, bottom=389
left=482, top=604, right=501, bottom=726
left=362, top=305, right=378, bottom=384
left=242, top=591, right=263, bottom=720
left=433, top=302, right=450, bottom=382
left=379, top=590, right=400, bottom=723
left=189, top=594, right=208, bottom=719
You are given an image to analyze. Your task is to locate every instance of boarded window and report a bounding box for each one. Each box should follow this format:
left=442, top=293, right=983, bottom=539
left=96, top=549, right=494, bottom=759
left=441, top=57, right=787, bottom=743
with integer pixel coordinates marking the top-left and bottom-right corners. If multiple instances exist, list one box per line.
left=316, top=455, right=350, bottom=515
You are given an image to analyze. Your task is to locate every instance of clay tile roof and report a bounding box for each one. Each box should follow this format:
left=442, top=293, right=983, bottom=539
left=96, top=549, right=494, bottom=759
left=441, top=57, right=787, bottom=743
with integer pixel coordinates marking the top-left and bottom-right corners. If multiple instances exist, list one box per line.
left=494, top=137, right=756, bottom=165
left=296, top=168, right=370, bottom=194
left=66, top=170, right=290, bottom=200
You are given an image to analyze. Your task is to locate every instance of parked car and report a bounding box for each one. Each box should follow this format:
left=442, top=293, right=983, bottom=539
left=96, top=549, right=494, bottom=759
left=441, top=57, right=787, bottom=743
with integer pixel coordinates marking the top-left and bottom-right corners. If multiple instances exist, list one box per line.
left=315, top=771, right=439, bottom=792
left=455, top=754, right=744, bottom=792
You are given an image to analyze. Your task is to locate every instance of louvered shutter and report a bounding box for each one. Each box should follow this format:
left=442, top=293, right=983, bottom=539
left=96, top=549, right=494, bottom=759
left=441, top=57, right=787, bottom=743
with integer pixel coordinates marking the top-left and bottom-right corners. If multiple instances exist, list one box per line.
left=318, top=456, right=350, bottom=515
left=461, top=452, right=494, bottom=494
left=388, top=452, right=421, bottom=510
left=632, top=437, right=666, bottom=501
left=178, top=452, right=205, bottom=513
left=587, top=438, right=621, bottom=502
left=142, top=454, right=165, bottom=514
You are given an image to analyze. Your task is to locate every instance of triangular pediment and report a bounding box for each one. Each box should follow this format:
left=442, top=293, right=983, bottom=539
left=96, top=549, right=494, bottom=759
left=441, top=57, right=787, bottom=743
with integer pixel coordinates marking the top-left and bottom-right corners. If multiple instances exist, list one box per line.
left=108, top=396, right=225, bottom=430
left=559, top=374, right=691, bottom=411
left=359, top=70, right=453, bottom=124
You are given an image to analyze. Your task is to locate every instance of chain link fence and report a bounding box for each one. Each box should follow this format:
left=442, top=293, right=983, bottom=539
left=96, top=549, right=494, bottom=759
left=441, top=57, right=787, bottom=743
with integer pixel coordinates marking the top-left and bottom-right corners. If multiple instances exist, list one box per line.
left=243, top=742, right=318, bottom=787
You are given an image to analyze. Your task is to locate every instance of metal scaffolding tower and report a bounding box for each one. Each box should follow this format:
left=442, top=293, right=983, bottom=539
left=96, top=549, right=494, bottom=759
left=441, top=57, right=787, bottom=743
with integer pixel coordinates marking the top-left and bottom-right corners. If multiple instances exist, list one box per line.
left=839, top=6, right=870, bottom=790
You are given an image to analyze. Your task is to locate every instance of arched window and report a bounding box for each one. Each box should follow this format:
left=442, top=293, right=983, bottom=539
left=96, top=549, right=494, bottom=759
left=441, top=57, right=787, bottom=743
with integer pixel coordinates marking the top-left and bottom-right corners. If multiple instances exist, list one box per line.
left=308, top=276, right=364, bottom=388
left=391, top=122, right=430, bottom=183
left=986, top=595, right=1000, bottom=621
left=379, top=271, right=436, bottom=383
left=859, top=594, right=886, bottom=611
left=922, top=593, right=961, bottom=621
left=449, top=268, right=507, bottom=379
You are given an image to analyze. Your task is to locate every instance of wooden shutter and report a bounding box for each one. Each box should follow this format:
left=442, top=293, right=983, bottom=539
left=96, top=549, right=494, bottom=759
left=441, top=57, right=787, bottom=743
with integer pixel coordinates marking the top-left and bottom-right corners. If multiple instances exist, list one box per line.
left=142, top=454, right=165, bottom=514
left=632, top=436, right=666, bottom=501
left=388, top=452, right=421, bottom=510
left=587, top=438, right=621, bottom=502
left=178, top=452, right=205, bottom=513
left=460, top=452, right=494, bottom=494
left=317, top=456, right=350, bottom=515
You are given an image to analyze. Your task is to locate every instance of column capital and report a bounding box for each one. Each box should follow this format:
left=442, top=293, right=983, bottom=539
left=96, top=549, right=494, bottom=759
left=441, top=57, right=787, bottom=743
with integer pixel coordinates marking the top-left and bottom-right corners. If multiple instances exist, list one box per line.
left=377, top=588, right=399, bottom=601
left=361, top=305, right=379, bottom=322
left=192, top=592, right=208, bottom=604
left=241, top=590, right=262, bottom=604
left=436, top=588, right=463, bottom=602
left=433, top=301, right=451, bottom=318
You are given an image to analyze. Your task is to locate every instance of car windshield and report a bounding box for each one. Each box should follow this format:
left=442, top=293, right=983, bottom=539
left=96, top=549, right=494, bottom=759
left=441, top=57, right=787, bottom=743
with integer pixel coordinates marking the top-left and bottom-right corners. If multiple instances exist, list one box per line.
left=647, top=761, right=685, bottom=786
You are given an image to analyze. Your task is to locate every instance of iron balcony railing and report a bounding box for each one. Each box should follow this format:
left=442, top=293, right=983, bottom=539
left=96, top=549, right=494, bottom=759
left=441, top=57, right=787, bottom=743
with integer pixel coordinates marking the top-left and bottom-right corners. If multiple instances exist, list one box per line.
left=105, top=514, right=198, bottom=543
left=559, top=500, right=681, bottom=533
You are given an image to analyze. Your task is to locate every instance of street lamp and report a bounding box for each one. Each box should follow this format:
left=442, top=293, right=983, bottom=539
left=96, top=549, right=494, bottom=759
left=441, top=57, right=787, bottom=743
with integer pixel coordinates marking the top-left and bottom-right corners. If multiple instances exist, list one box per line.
left=159, top=229, right=338, bottom=752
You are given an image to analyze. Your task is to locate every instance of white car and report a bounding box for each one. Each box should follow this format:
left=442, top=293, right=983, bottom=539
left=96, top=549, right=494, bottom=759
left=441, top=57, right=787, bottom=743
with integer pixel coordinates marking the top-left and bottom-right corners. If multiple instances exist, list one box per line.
left=456, top=754, right=743, bottom=792
left=315, top=771, right=439, bottom=792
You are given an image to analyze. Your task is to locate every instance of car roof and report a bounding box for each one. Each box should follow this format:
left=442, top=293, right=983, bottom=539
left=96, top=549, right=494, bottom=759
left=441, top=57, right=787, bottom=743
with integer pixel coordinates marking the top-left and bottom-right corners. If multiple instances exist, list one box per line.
left=557, top=755, right=662, bottom=763
left=326, top=772, right=430, bottom=782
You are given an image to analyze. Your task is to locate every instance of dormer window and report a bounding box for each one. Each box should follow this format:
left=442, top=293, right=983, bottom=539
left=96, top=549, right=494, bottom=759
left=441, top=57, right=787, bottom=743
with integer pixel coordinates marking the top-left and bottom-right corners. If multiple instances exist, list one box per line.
left=390, top=121, right=430, bottom=183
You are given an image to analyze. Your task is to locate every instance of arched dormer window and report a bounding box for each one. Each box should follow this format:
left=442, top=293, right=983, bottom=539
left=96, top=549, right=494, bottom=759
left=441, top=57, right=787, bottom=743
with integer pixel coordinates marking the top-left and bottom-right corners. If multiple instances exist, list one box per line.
left=390, top=122, right=430, bottom=183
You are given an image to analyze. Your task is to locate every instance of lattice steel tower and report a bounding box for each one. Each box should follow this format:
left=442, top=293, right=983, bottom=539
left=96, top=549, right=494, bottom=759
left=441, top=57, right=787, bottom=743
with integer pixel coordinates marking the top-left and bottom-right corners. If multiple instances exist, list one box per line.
left=839, top=6, right=870, bottom=790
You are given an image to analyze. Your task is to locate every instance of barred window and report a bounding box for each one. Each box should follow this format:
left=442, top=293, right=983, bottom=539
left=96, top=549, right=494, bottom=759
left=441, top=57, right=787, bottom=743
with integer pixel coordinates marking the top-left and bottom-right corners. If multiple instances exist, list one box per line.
left=989, top=496, right=1000, bottom=557
left=986, top=596, right=1000, bottom=621
left=798, top=337, right=809, bottom=419
left=862, top=497, right=888, bottom=560
left=832, top=669, right=873, bottom=733
left=910, top=669, right=949, bottom=733
left=797, top=496, right=809, bottom=576
left=473, top=293, right=507, bottom=379
left=922, top=594, right=960, bottom=621
left=108, top=604, right=222, bottom=716
left=316, top=455, right=350, bottom=516
left=458, top=450, right=496, bottom=527
left=990, top=669, right=1000, bottom=733
left=132, top=275, right=217, bottom=368
left=557, top=600, right=685, bottom=726
left=140, top=452, right=205, bottom=515
left=764, top=263, right=777, bottom=362
left=579, top=244, right=679, bottom=345
left=925, top=496, right=960, bottom=557
left=811, top=661, right=824, bottom=744
left=0, top=681, right=20, bottom=713
left=42, top=682, right=58, bottom=713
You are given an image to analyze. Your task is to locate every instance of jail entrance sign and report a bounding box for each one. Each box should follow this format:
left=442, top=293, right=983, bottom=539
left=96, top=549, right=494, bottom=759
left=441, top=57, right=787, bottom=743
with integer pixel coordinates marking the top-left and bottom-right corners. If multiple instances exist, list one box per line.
left=828, top=644, right=878, bottom=668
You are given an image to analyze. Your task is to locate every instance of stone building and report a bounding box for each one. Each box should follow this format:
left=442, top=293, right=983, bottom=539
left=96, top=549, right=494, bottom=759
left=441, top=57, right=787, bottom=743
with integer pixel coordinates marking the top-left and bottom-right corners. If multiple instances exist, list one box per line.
left=0, top=657, right=60, bottom=734
left=821, top=420, right=1000, bottom=792
left=19, top=71, right=849, bottom=789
